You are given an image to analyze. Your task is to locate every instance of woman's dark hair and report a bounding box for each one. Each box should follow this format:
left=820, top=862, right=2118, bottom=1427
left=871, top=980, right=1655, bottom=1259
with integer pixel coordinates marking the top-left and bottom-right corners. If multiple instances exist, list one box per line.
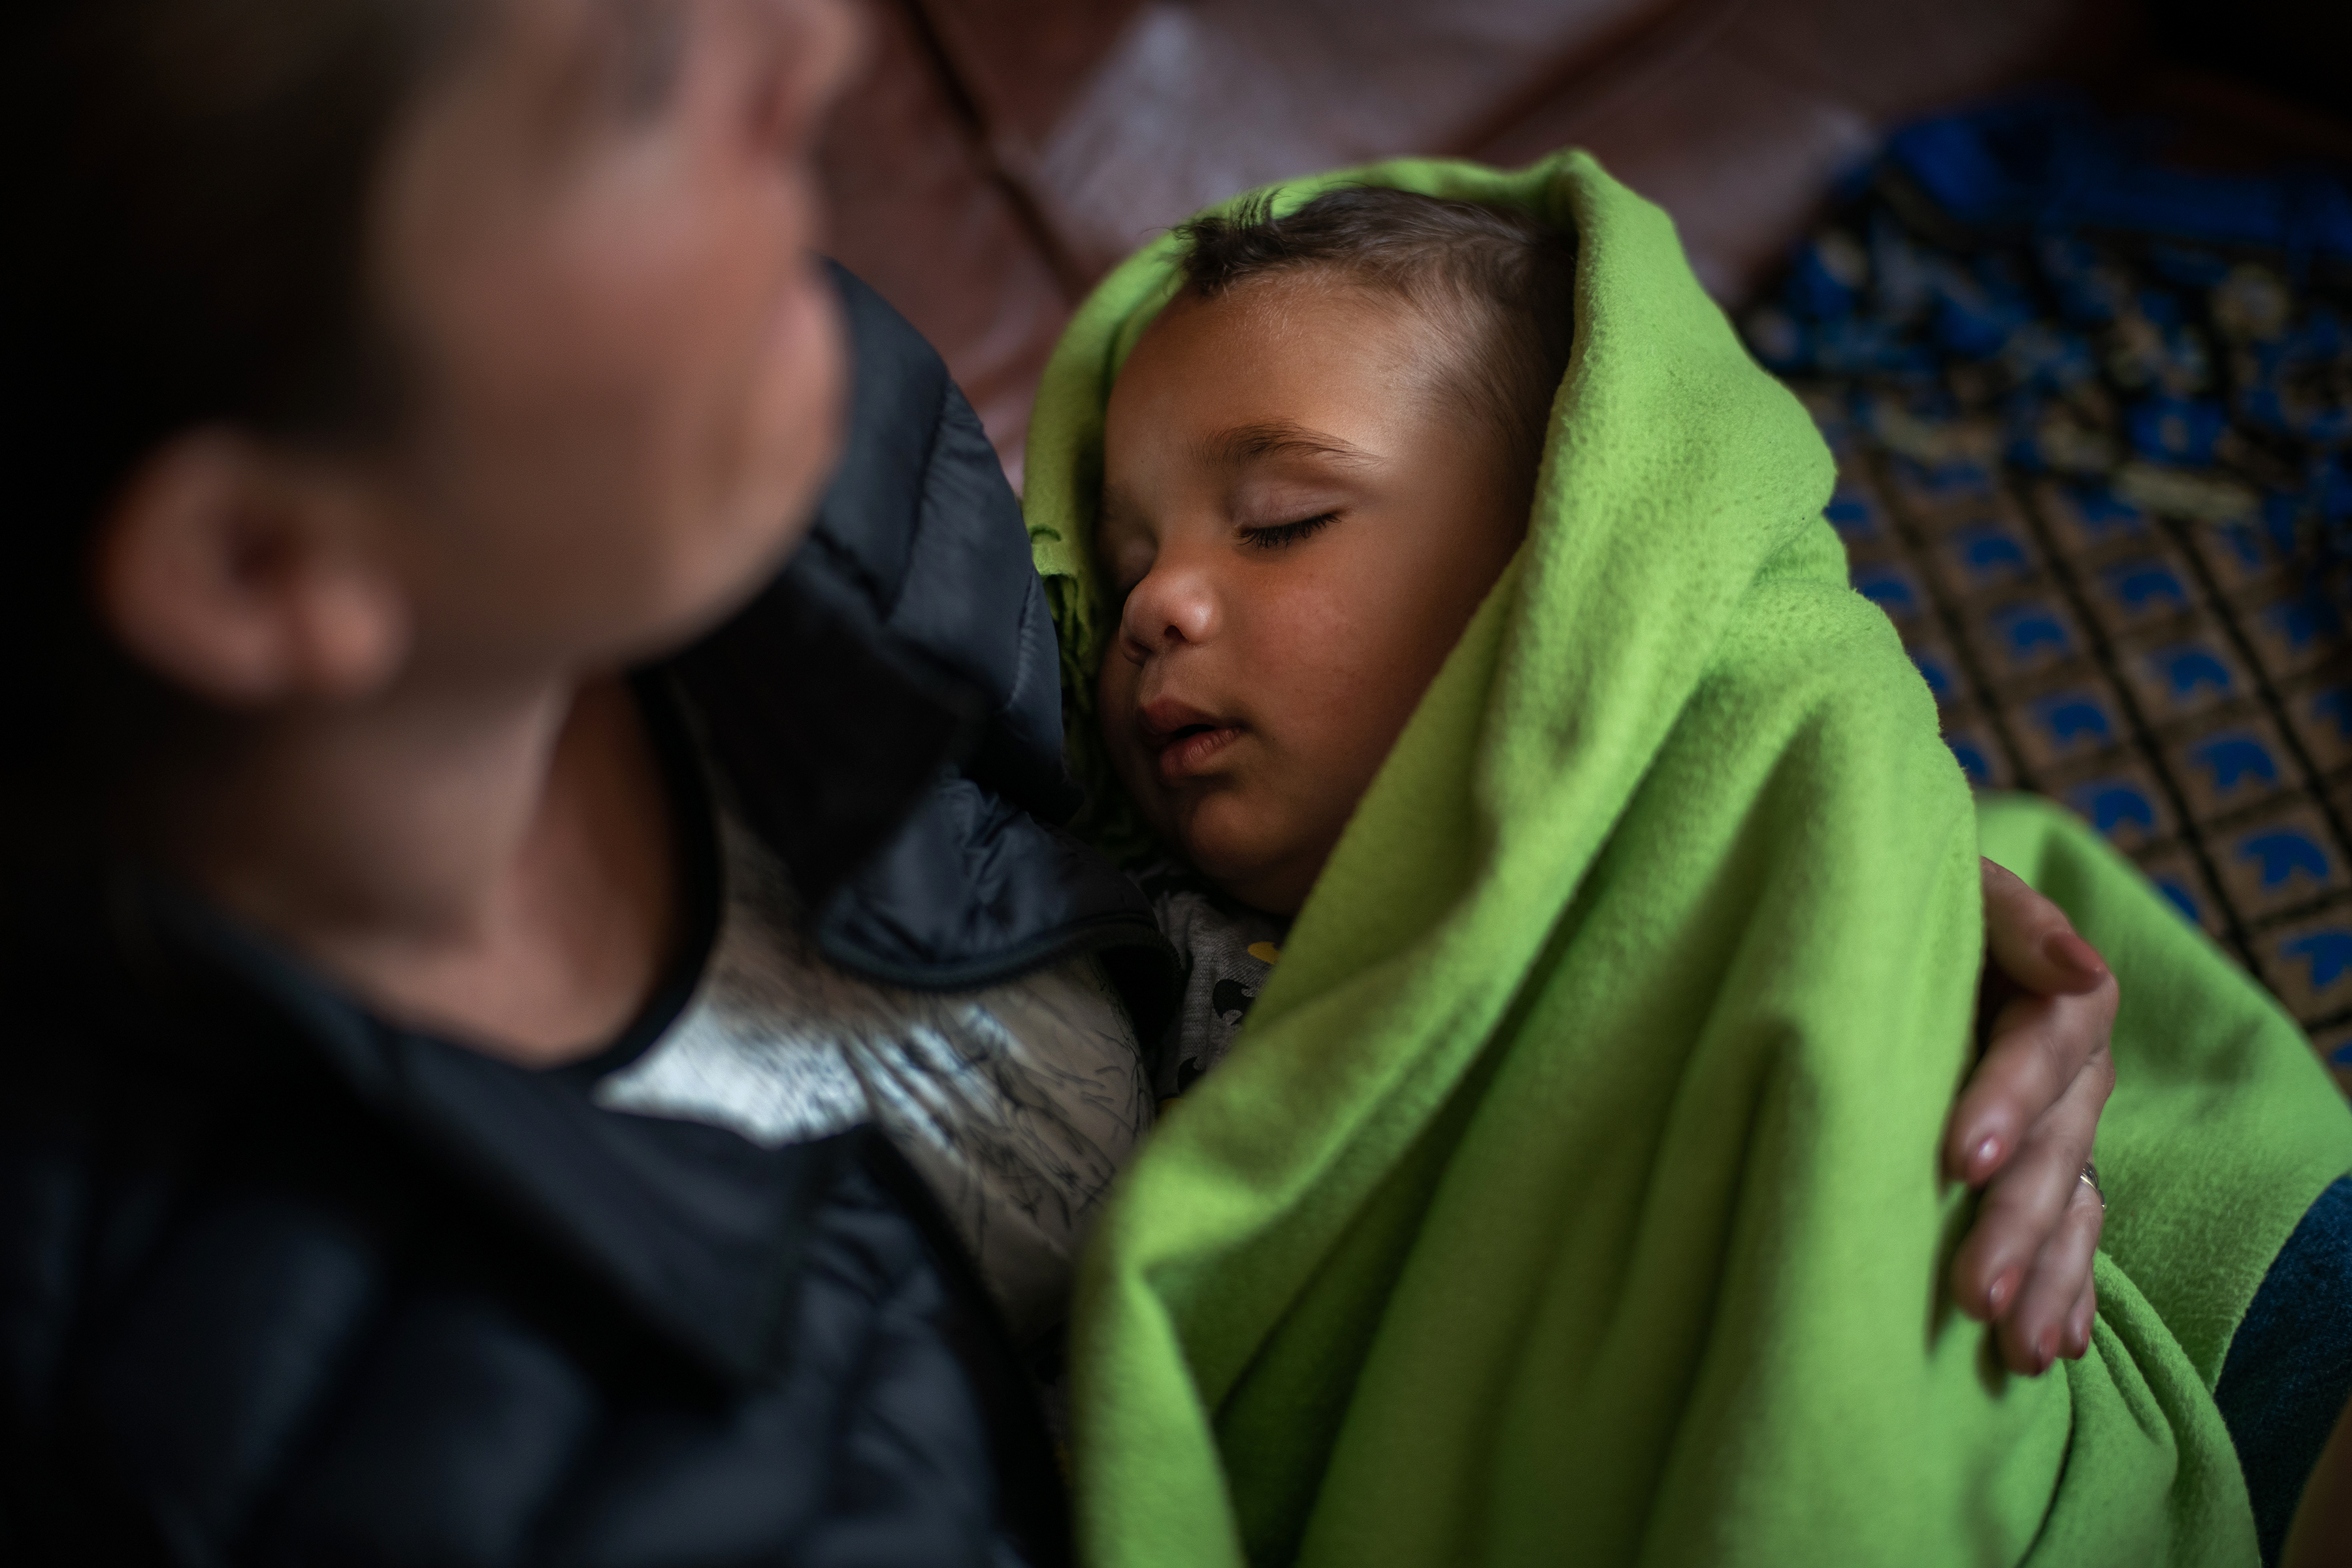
left=1, top=0, right=470, bottom=875
left=1173, top=187, right=1580, bottom=471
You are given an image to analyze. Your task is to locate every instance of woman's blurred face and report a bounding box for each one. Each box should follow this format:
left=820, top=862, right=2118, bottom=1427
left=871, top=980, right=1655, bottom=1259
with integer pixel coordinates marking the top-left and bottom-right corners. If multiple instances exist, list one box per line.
left=370, top=0, right=859, bottom=676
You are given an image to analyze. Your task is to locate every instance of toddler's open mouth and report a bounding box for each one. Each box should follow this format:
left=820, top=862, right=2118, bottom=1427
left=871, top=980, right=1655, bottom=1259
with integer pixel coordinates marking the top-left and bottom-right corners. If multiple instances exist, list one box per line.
left=1141, top=698, right=1243, bottom=784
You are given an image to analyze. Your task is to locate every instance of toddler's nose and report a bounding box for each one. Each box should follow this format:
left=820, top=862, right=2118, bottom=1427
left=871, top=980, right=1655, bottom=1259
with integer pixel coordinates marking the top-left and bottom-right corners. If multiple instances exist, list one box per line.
left=1119, top=560, right=1219, bottom=657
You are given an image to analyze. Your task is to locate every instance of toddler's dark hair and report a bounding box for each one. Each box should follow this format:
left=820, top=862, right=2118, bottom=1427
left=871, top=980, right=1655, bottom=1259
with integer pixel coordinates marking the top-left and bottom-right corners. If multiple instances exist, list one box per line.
left=1173, top=187, right=1579, bottom=470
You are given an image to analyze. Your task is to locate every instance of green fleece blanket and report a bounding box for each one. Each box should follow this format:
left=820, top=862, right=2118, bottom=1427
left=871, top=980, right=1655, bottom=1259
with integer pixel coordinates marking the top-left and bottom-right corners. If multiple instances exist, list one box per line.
left=1024, top=150, right=2352, bottom=1567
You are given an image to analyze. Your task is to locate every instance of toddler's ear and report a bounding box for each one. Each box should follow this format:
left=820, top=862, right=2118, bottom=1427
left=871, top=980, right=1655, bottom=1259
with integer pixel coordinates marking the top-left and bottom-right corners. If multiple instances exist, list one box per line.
left=92, top=428, right=413, bottom=708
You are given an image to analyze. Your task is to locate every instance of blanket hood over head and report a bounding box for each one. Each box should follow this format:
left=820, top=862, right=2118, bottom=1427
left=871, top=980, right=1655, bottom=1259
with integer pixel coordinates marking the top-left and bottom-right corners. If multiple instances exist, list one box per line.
left=1026, top=150, right=2352, bottom=1568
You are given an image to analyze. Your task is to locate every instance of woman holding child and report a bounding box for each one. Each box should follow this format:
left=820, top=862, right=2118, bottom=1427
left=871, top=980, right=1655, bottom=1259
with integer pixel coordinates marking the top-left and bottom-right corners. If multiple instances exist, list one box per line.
left=2, top=0, right=2325, bottom=1562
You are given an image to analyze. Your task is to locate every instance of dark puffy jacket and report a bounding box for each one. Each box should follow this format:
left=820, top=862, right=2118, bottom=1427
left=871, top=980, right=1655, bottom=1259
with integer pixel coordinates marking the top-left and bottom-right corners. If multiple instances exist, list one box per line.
left=680, top=264, right=1172, bottom=1015
left=0, top=266, right=1171, bottom=1567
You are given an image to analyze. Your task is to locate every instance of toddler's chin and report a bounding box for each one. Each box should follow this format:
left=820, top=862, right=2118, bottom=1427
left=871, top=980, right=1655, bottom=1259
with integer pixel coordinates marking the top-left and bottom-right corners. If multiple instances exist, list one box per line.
left=1173, top=802, right=1314, bottom=917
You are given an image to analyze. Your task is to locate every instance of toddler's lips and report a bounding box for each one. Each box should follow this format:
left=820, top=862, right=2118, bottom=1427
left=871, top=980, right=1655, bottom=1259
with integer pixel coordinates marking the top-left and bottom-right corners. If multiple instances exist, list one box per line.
left=1139, top=697, right=1243, bottom=784
left=1155, top=723, right=1241, bottom=783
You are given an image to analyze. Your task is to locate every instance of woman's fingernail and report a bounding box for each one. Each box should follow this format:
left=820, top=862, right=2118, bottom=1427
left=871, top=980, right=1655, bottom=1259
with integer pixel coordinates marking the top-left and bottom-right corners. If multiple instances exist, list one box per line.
left=1971, top=1135, right=2002, bottom=1177
left=1987, top=1271, right=2016, bottom=1314
left=2043, top=931, right=2107, bottom=988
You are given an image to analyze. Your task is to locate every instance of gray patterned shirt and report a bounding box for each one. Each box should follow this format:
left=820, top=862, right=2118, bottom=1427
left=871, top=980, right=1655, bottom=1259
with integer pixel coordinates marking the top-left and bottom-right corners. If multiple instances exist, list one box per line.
left=1134, top=858, right=1290, bottom=1102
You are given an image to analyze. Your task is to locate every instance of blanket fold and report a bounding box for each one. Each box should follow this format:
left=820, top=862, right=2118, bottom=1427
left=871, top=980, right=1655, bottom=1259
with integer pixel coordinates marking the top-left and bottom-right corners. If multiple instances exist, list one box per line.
left=1025, top=149, right=2352, bottom=1567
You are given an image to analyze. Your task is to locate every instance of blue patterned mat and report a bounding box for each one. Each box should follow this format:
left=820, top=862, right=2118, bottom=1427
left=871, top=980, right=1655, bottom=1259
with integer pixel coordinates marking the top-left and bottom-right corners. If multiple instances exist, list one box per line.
left=1744, top=95, right=2352, bottom=1093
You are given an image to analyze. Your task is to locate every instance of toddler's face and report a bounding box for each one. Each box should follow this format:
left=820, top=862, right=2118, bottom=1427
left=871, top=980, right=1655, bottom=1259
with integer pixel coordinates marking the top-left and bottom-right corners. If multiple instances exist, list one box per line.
left=1096, top=278, right=1530, bottom=914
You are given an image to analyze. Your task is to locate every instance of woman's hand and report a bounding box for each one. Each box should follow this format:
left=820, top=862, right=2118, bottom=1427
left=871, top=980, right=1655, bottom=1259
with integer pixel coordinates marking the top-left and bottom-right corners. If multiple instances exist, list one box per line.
left=1944, top=858, right=2119, bottom=1375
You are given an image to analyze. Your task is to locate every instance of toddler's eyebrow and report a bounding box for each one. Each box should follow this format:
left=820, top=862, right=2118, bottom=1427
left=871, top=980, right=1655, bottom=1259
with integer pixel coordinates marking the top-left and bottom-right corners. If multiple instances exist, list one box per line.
left=1199, top=421, right=1374, bottom=468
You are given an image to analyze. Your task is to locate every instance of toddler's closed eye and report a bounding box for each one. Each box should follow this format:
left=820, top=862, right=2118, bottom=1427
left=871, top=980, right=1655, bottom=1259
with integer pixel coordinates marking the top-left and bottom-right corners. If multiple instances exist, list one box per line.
left=1239, top=513, right=1337, bottom=550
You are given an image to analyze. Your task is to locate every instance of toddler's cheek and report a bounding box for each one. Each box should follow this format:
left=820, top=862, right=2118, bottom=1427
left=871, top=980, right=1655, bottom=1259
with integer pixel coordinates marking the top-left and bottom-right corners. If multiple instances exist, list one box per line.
left=1095, top=668, right=1154, bottom=813
left=1170, top=787, right=1270, bottom=882
left=1098, top=720, right=1175, bottom=839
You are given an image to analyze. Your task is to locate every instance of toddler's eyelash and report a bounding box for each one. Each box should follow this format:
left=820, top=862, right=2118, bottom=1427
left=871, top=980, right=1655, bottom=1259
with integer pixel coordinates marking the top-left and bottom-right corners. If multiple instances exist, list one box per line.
left=1240, top=513, right=1337, bottom=550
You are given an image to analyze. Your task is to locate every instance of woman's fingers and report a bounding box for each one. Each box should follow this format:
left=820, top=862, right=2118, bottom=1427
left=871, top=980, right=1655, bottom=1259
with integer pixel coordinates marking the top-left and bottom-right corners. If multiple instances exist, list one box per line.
left=1944, top=987, right=2115, bottom=1186
left=1945, top=860, right=2119, bottom=1187
left=1943, top=858, right=2121, bottom=1371
left=2064, top=1273, right=2099, bottom=1360
left=1980, top=857, right=2110, bottom=997
left=1993, top=1169, right=2106, bottom=1374
left=1938, top=973, right=2126, bottom=1184
left=1949, top=1017, right=2114, bottom=1326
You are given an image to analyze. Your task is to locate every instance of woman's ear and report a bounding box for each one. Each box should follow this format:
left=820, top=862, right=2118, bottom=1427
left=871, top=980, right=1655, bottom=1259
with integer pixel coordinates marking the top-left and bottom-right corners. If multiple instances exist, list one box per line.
left=93, top=429, right=414, bottom=708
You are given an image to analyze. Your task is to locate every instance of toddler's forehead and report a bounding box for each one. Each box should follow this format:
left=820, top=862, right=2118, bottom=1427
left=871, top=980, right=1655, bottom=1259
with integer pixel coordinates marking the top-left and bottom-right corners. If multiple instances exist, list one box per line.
left=1120, top=278, right=1477, bottom=433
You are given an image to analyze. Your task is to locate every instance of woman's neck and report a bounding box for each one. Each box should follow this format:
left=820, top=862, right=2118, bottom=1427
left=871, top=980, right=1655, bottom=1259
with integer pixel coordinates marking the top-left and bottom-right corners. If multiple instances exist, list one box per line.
left=163, top=670, right=680, bottom=1066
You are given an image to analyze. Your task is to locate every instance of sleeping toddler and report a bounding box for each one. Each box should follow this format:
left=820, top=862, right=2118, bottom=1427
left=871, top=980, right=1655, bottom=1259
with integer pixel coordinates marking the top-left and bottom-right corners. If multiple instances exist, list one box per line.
left=1088, top=185, right=2112, bottom=1369
left=1095, top=189, right=1569, bottom=1099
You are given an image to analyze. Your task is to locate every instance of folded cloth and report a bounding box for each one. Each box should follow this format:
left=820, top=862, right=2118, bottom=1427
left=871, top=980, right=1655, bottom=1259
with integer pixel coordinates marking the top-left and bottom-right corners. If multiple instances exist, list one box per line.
left=1025, top=149, right=2352, bottom=1567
